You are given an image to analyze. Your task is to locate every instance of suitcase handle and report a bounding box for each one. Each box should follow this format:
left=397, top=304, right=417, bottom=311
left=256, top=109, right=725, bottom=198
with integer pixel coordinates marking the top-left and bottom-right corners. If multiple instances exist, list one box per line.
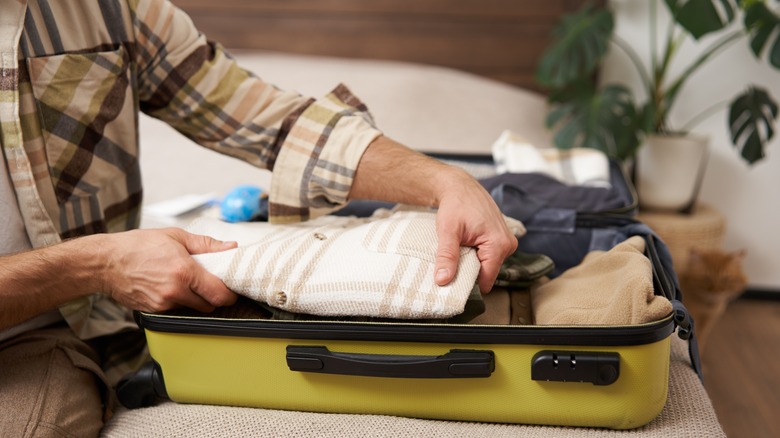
left=286, top=346, right=494, bottom=378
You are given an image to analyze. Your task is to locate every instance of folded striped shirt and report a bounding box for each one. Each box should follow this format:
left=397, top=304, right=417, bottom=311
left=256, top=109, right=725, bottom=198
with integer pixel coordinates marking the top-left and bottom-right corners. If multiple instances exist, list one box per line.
left=189, top=210, right=524, bottom=319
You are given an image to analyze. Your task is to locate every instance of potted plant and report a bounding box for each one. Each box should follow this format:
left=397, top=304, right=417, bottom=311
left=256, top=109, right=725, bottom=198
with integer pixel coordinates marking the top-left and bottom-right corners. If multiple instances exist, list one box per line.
left=536, top=0, right=780, bottom=212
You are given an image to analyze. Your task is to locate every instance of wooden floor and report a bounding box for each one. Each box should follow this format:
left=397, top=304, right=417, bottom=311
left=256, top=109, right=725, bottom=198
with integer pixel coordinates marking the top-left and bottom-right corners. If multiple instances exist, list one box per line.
left=701, top=297, right=780, bottom=438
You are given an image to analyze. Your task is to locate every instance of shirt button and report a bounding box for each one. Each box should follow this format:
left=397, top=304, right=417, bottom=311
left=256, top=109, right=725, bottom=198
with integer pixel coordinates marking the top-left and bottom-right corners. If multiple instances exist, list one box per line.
left=275, top=291, right=287, bottom=305
left=313, top=232, right=327, bottom=241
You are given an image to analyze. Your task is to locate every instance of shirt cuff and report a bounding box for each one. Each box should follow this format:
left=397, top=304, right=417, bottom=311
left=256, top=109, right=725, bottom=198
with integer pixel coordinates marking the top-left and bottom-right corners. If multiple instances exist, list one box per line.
left=269, top=84, right=382, bottom=223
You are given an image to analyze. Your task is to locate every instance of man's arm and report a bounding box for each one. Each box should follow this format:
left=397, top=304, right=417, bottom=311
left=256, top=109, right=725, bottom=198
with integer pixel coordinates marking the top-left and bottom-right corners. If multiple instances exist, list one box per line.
left=128, top=1, right=514, bottom=291
left=350, top=136, right=518, bottom=292
left=0, top=229, right=237, bottom=330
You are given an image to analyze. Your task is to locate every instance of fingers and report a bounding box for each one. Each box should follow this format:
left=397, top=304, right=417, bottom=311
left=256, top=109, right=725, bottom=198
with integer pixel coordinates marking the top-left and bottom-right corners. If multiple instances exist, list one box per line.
left=189, top=264, right=239, bottom=308
left=172, top=289, right=216, bottom=313
left=179, top=233, right=238, bottom=307
left=437, top=230, right=516, bottom=293
left=476, top=232, right=518, bottom=293
left=102, top=228, right=239, bottom=315
left=434, top=222, right=461, bottom=286
left=476, top=250, right=506, bottom=294
left=433, top=206, right=518, bottom=293
left=174, top=229, right=237, bottom=255
left=159, top=229, right=238, bottom=309
left=153, top=261, right=236, bottom=313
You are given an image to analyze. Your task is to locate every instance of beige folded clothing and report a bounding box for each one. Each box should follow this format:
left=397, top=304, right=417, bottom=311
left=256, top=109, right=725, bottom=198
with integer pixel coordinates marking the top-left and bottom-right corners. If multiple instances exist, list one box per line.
left=532, top=236, right=673, bottom=325
left=189, top=210, right=523, bottom=320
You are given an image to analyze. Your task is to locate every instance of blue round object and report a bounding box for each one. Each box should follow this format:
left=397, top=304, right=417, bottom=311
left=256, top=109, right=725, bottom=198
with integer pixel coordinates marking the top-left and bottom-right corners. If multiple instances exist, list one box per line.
left=220, top=185, right=264, bottom=223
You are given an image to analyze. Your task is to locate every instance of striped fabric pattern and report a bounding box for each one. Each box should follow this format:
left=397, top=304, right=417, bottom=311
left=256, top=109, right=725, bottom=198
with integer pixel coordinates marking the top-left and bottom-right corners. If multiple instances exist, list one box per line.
left=188, top=211, right=482, bottom=319
left=1, top=0, right=382, bottom=341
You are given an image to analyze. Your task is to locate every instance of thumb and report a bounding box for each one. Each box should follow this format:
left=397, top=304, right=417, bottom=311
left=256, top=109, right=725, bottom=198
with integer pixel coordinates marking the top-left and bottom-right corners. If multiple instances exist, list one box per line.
left=191, top=266, right=239, bottom=308
left=434, top=228, right=461, bottom=286
left=181, top=231, right=237, bottom=255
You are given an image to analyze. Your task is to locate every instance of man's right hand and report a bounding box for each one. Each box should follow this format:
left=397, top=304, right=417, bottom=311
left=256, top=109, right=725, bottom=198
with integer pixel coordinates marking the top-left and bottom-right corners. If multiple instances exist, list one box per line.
left=100, top=228, right=238, bottom=313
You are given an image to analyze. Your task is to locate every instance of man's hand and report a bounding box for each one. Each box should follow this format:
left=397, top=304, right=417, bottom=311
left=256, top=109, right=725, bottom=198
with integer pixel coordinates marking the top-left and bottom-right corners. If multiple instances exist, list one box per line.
left=433, top=168, right=517, bottom=292
left=0, top=228, right=238, bottom=330
left=100, top=228, right=238, bottom=313
left=350, top=136, right=517, bottom=292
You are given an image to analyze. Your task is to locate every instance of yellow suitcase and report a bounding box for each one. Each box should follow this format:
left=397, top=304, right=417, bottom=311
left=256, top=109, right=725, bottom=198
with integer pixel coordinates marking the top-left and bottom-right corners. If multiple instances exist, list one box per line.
left=119, top=235, right=696, bottom=430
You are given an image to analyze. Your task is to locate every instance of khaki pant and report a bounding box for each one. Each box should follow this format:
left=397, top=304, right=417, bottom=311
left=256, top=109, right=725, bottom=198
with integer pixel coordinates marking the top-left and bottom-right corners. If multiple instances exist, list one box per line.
left=0, top=323, right=110, bottom=438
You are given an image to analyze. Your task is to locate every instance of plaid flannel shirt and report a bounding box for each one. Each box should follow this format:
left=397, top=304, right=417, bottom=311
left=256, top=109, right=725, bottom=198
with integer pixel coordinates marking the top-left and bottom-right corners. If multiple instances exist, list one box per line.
left=1, top=0, right=381, bottom=349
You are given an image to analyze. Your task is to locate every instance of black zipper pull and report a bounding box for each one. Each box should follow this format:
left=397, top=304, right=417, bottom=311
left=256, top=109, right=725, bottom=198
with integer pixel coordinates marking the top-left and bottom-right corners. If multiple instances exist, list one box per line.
left=672, top=300, right=692, bottom=340
left=672, top=299, right=704, bottom=382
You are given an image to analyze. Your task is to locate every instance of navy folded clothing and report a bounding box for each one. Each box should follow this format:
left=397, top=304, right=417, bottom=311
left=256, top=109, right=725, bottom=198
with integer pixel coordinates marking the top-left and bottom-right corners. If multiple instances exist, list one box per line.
left=479, top=173, right=626, bottom=221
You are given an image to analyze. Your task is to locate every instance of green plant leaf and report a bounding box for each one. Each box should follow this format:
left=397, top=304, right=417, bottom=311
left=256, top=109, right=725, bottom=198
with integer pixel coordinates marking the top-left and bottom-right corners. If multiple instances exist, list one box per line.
left=535, top=4, right=614, bottom=89
left=547, top=78, right=597, bottom=104
left=546, top=85, right=642, bottom=160
left=638, top=101, right=658, bottom=133
left=664, top=0, right=737, bottom=39
left=728, top=86, right=778, bottom=164
left=744, top=2, right=780, bottom=69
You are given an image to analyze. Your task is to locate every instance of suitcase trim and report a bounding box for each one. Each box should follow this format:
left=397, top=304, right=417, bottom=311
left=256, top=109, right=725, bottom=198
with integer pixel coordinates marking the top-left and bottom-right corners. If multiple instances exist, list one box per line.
left=138, top=311, right=675, bottom=347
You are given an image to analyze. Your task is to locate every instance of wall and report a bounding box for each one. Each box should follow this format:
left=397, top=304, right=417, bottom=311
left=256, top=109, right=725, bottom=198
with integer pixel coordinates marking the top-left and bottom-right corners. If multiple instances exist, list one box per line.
left=172, top=0, right=599, bottom=93
left=602, top=0, right=780, bottom=289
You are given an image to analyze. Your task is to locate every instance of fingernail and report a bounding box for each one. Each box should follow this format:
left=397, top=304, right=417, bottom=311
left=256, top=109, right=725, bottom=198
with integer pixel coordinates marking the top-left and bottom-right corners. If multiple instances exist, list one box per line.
left=435, top=268, right=449, bottom=283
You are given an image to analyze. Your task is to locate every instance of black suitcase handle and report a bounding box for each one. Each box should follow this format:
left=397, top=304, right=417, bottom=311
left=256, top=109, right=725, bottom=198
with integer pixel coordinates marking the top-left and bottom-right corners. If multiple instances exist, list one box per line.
left=286, top=346, right=494, bottom=378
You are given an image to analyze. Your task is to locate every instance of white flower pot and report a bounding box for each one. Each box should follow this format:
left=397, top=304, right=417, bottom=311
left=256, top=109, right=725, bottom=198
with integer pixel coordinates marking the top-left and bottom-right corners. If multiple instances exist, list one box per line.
left=635, top=134, right=709, bottom=213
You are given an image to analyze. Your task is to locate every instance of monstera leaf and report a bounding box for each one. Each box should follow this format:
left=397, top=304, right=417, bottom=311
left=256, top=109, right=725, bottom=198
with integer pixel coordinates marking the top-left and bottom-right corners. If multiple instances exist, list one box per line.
left=744, top=2, right=780, bottom=69
left=546, top=85, right=642, bottom=160
left=729, top=86, right=778, bottom=164
left=664, top=0, right=737, bottom=39
left=536, top=5, right=614, bottom=89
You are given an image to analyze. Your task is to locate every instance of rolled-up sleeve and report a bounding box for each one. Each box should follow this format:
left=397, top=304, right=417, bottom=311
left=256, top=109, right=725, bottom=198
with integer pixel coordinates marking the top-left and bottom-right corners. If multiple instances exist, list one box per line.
left=268, top=84, right=381, bottom=223
left=131, top=0, right=382, bottom=223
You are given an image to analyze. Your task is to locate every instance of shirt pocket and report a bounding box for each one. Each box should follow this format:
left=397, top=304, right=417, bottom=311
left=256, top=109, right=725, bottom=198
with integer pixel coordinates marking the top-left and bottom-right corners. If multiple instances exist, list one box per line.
left=26, top=45, right=139, bottom=205
left=360, top=211, right=472, bottom=263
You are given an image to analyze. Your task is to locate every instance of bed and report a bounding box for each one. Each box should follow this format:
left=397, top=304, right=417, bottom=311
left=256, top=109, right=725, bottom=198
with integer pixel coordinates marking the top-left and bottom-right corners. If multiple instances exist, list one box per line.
left=101, top=1, right=725, bottom=436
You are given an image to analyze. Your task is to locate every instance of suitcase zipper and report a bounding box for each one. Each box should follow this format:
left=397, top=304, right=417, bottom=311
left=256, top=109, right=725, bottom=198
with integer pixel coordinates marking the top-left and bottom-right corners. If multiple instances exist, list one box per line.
left=138, top=311, right=674, bottom=347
